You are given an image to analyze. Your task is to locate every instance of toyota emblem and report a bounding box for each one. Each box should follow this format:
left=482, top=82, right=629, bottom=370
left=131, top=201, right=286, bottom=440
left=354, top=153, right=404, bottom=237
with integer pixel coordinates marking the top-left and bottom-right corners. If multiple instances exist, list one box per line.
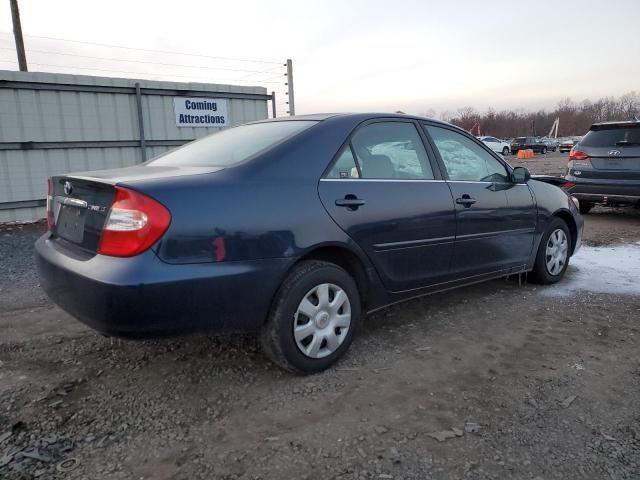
left=608, top=150, right=621, bottom=156
left=63, top=181, right=73, bottom=195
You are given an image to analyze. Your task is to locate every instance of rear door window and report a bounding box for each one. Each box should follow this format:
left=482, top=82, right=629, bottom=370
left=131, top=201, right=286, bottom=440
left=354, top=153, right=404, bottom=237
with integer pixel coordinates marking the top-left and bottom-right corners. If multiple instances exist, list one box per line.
left=424, top=125, right=510, bottom=183
left=350, top=122, right=434, bottom=179
left=326, top=146, right=360, bottom=179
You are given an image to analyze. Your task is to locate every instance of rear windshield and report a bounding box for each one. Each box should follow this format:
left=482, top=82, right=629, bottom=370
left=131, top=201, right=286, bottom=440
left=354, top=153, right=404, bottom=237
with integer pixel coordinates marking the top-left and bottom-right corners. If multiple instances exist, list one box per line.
left=580, top=125, right=640, bottom=147
left=148, top=120, right=318, bottom=167
left=514, top=137, right=526, bottom=143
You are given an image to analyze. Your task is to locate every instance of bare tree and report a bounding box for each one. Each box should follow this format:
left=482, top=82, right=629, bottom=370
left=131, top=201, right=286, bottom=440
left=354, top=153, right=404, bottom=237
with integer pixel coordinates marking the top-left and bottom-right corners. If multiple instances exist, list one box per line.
left=447, top=92, right=640, bottom=137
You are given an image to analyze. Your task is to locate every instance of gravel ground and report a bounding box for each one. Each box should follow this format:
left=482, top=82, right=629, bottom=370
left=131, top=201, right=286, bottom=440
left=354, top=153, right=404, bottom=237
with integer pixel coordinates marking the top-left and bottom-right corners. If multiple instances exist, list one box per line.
left=1, top=170, right=639, bottom=479
left=509, top=150, right=570, bottom=177
left=0, top=222, right=50, bottom=313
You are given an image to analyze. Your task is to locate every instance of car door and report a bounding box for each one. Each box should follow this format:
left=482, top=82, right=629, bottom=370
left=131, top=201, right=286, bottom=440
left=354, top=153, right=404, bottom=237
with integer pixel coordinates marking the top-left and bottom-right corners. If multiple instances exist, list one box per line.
left=318, top=119, right=456, bottom=292
left=423, top=123, right=536, bottom=278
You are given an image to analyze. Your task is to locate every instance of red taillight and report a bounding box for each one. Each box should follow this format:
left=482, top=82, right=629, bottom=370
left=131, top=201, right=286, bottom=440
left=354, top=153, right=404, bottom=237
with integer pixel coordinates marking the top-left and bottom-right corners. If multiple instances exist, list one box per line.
left=562, top=182, right=576, bottom=189
left=46, top=178, right=54, bottom=231
left=98, top=187, right=171, bottom=257
left=569, top=149, right=589, bottom=161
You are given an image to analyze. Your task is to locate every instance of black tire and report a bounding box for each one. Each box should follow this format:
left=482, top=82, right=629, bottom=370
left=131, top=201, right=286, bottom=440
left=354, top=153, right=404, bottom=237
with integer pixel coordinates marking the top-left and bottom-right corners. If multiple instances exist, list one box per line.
left=530, top=217, right=571, bottom=285
left=579, top=202, right=594, bottom=215
left=541, top=146, right=547, bottom=154
left=502, top=147, right=509, bottom=156
left=260, top=260, right=361, bottom=374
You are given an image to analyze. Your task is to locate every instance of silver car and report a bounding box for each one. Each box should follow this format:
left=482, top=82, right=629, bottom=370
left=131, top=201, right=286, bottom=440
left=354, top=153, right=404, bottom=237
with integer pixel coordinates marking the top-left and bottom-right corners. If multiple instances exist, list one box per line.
left=564, top=121, right=640, bottom=213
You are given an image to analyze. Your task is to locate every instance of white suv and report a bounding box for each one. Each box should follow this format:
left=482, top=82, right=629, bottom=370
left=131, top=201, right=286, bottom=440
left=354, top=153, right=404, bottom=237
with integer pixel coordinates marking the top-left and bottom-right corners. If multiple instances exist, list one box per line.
left=478, top=136, right=510, bottom=155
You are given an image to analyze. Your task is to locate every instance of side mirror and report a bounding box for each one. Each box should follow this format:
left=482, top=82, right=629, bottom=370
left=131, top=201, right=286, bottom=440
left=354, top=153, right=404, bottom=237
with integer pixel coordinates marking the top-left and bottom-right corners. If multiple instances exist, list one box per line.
left=512, top=166, right=530, bottom=183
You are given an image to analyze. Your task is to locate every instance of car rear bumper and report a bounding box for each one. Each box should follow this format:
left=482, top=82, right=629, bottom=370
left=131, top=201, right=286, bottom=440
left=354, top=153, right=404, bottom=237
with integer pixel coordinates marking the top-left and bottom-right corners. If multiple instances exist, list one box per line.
left=35, top=234, right=290, bottom=338
left=565, top=177, right=640, bottom=205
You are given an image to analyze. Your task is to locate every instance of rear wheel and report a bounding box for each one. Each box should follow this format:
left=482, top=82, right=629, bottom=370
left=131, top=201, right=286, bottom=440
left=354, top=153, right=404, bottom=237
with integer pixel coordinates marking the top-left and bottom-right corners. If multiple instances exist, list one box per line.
left=579, top=202, right=594, bottom=214
left=260, top=260, right=361, bottom=374
left=502, top=146, right=509, bottom=156
left=541, top=146, right=547, bottom=154
left=530, top=218, right=571, bottom=284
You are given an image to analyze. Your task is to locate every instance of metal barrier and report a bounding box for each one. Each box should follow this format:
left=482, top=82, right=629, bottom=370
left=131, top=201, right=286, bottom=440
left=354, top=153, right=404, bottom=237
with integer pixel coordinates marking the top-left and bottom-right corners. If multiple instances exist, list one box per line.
left=0, top=70, right=273, bottom=222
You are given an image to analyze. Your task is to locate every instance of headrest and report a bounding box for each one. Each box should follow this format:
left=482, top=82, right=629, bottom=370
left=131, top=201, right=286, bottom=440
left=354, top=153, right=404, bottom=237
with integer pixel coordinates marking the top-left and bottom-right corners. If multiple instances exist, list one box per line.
left=364, top=154, right=394, bottom=178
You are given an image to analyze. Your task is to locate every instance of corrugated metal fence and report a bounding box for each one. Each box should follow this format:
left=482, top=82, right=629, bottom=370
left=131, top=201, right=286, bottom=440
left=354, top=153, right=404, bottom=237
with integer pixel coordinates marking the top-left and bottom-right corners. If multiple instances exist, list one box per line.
left=0, top=70, right=272, bottom=222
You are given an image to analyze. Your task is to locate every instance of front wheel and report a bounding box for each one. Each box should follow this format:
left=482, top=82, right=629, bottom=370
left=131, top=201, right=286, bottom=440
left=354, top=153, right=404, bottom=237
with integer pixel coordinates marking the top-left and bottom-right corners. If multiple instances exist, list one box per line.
left=502, top=147, right=509, bottom=156
left=260, top=260, right=361, bottom=374
left=541, top=146, right=547, bottom=154
left=530, top=218, right=571, bottom=284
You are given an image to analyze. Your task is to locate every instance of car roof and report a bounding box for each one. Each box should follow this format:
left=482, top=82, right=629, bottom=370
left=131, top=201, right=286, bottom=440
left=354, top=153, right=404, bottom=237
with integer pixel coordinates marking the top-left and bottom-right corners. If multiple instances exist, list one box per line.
left=590, top=120, right=640, bottom=129
left=263, top=112, right=444, bottom=124
left=259, top=112, right=460, bottom=129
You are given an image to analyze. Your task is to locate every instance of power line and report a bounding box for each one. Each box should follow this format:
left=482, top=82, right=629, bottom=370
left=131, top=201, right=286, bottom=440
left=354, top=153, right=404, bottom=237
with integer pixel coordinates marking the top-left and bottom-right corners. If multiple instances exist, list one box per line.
left=234, top=65, right=284, bottom=81
left=0, top=58, right=283, bottom=84
left=0, top=45, right=282, bottom=75
left=0, top=31, right=282, bottom=65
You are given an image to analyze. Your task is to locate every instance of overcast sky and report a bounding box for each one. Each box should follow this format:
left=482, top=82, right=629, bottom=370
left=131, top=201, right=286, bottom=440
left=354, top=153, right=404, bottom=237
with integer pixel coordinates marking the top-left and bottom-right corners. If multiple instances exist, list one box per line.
left=1, top=0, right=639, bottom=116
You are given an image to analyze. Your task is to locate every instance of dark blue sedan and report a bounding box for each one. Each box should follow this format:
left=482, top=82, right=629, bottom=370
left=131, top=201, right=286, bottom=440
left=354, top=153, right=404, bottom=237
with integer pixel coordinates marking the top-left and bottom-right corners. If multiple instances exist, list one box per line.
left=36, top=113, right=583, bottom=373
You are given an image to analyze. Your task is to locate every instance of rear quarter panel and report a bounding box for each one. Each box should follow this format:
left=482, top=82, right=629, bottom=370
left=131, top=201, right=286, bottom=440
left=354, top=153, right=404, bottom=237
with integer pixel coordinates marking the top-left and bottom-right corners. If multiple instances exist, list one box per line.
left=118, top=116, right=375, bottom=267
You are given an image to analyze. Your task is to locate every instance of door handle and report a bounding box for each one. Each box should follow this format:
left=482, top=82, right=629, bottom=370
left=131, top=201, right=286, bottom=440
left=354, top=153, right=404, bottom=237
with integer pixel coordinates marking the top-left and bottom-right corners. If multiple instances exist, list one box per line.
left=335, top=195, right=366, bottom=210
left=455, top=195, right=476, bottom=207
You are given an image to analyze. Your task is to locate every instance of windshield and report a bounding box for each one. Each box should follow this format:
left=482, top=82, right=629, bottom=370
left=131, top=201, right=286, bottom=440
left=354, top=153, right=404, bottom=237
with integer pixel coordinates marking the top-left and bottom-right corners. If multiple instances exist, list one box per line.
left=148, top=120, right=318, bottom=167
left=580, top=126, right=640, bottom=147
left=514, top=137, right=526, bottom=143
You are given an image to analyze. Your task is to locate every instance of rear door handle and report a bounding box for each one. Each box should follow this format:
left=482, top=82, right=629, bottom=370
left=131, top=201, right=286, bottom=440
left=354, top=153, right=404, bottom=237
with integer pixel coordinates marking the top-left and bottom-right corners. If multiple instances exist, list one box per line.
left=455, top=195, right=476, bottom=207
left=335, top=195, right=366, bottom=210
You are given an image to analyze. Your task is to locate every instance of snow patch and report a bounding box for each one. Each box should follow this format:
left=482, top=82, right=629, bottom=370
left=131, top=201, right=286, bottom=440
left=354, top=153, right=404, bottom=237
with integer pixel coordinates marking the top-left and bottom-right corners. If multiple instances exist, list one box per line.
left=542, top=245, right=640, bottom=296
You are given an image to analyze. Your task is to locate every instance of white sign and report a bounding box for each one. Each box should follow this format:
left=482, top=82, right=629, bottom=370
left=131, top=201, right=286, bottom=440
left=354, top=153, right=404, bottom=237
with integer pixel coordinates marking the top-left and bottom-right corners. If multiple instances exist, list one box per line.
left=173, top=97, right=229, bottom=127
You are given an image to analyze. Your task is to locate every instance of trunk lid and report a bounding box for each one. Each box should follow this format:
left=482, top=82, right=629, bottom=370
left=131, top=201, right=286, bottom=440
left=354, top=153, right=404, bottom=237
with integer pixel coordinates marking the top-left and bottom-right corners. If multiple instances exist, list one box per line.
left=578, top=123, right=640, bottom=175
left=50, top=176, right=114, bottom=253
left=51, top=165, right=220, bottom=253
left=582, top=146, right=640, bottom=171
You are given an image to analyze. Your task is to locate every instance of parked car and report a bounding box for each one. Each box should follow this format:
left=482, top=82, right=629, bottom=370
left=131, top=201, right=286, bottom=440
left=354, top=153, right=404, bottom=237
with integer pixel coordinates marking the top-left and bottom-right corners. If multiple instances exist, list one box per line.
left=511, top=137, right=549, bottom=154
left=541, top=138, right=559, bottom=152
left=564, top=120, right=640, bottom=214
left=35, top=113, right=583, bottom=373
left=559, top=138, right=577, bottom=153
left=478, top=136, right=510, bottom=155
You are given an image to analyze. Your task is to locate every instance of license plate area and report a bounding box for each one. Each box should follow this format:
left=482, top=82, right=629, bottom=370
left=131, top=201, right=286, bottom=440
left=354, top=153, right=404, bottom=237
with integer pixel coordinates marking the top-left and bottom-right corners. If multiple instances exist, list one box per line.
left=606, top=159, right=623, bottom=169
left=56, top=204, right=86, bottom=244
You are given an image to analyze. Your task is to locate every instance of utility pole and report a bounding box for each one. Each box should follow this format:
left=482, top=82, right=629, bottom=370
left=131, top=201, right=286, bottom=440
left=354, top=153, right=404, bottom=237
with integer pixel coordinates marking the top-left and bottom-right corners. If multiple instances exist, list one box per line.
left=547, top=117, right=560, bottom=138
left=271, top=91, right=277, bottom=118
left=10, top=0, right=28, bottom=71
left=285, top=58, right=295, bottom=116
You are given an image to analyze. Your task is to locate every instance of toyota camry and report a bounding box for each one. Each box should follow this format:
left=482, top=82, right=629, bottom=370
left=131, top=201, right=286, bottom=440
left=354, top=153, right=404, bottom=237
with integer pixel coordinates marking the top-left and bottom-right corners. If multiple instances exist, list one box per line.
left=36, top=113, right=583, bottom=373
